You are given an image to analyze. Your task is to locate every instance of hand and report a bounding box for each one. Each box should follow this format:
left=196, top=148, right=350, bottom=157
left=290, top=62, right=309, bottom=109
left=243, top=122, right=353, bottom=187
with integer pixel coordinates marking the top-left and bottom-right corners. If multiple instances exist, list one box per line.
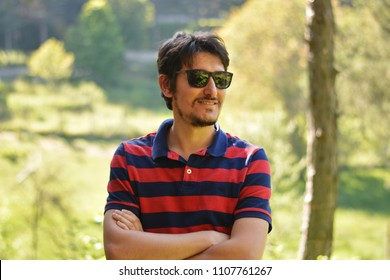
left=210, top=230, right=230, bottom=245
left=112, top=209, right=144, bottom=231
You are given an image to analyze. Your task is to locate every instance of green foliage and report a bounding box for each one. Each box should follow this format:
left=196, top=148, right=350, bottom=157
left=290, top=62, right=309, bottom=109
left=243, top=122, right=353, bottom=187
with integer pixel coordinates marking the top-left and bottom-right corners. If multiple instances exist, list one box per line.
left=5, top=79, right=109, bottom=135
left=0, top=80, right=11, bottom=120
left=28, top=38, right=74, bottom=81
left=103, top=60, right=163, bottom=110
left=1, top=0, right=390, bottom=260
left=369, top=0, right=390, bottom=35
left=0, top=75, right=168, bottom=259
left=332, top=209, right=388, bottom=260
left=65, top=0, right=124, bottom=83
left=335, top=4, right=390, bottom=167
left=0, top=50, right=27, bottom=67
left=0, top=145, right=106, bottom=259
left=219, top=0, right=306, bottom=116
left=339, top=167, right=390, bottom=214
left=109, top=0, right=154, bottom=50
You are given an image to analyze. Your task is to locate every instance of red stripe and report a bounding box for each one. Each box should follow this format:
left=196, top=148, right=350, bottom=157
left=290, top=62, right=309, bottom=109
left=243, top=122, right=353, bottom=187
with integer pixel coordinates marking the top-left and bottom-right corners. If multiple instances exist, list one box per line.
left=247, top=159, right=270, bottom=175
left=139, top=195, right=238, bottom=213
left=106, top=201, right=139, bottom=209
left=125, top=144, right=152, bottom=157
left=240, top=185, right=271, bottom=200
left=128, top=166, right=183, bottom=182
left=110, top=154, right=126, bottom=168
left=127, top=166, right=246, bottom=184
left=193, top=168, right=245, bottom=183
left=225, top=145, right=258, bottom=159
left=167, top=151, right=180, bottom=160
left=108, top=179, right=135, bottom=195
left=127, top=165, right=245, bottom=183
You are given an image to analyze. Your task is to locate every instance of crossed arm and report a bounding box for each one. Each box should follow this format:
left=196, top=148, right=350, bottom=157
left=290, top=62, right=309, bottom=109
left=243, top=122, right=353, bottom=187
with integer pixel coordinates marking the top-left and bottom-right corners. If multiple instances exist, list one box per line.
left=103, top=209, right=268, bottom=260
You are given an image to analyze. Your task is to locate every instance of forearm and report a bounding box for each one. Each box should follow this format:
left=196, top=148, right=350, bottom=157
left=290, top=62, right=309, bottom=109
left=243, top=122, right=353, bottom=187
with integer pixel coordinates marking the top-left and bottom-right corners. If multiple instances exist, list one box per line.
left=103, top=210, right=228, bottom=259
left=187, top=218, right=268, bottom=260
left=187, top=237, right=261, bottom=260
left=104, top=229, right=219, bottom=260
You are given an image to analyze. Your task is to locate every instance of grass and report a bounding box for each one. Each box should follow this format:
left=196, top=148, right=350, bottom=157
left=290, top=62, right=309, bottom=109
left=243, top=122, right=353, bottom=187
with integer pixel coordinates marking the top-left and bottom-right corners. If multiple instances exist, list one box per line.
left=263, top=167, right=390, bottom=260
left=333, top=209, right=388, bottom=260
left=338, top=167, right=390, bottom=214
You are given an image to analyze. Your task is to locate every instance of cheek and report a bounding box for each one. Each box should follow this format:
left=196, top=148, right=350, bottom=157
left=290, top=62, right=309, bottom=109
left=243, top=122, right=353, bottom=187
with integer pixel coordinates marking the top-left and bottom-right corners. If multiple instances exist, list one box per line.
left=174, top=87, right=198, bottom=104
left=218, top=91, right=226, bottom=103
left=173, top=91, right=191, bottom=109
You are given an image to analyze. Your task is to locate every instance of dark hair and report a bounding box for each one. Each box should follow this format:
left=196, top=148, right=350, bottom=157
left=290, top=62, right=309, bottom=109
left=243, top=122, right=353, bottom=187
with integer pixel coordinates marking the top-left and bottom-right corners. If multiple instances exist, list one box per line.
left=157, top=31, right=230, bottom=110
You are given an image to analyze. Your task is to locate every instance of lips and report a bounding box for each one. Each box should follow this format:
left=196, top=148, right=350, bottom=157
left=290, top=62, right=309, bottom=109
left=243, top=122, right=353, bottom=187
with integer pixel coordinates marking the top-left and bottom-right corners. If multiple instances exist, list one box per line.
left=195, top=98, right=219, bottom=105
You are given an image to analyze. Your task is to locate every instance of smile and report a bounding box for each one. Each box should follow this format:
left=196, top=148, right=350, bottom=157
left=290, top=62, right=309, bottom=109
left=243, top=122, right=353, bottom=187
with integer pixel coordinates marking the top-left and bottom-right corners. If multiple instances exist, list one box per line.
left=195, top=99, right=219, bottom=105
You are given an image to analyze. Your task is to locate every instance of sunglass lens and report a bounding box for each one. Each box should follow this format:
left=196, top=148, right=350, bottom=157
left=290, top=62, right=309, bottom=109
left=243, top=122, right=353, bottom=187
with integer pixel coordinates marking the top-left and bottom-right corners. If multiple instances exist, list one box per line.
left=213, top=72, right=232, bottom=89
left=188, top=70, right=210, bottom=88
left=185, top=70, right=233, bottom=89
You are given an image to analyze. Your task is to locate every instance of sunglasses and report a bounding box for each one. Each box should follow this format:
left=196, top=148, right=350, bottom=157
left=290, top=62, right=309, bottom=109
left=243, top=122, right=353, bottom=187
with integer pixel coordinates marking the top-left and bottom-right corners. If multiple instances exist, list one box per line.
left=176, top=69, right=233, bottom=89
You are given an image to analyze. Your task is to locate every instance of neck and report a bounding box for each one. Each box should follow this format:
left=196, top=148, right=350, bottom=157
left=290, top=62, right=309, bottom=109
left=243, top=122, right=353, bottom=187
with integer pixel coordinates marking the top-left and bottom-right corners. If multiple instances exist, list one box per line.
left=168, top=121, right=216, bottom=161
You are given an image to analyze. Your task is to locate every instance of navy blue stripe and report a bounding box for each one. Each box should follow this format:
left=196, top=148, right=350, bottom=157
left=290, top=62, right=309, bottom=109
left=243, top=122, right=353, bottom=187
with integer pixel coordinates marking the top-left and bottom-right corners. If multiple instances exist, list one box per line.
left=125, top=154, right=184, bottom=168
left=125, top=136, right=155, bottom=147
left=245, top=173, right=271, bottom=187
left=113, top=144, right=126, bottom=156
left=251, top=148, right=268, bottom=161
left=106, top=191, right=139, bottom=208
left=236, top=197, right=271, bottom=213
left=104, top=204, right=140, bottom=216
left=123, top=152, right=250, bottom=170
left=141, top=211, right=234, bottom=230
left=110, top=167, right=130, bottom=181
left=189, top=155, right=249, bottom=170
left=132, top=181, right=242, bottom=197
left=234, top=211, right=272, bottom=233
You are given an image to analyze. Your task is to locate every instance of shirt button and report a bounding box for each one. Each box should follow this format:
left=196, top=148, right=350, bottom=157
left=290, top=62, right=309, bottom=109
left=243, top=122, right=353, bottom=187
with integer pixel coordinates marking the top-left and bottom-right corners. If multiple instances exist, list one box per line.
left=186, top=169, right=192, bottom=174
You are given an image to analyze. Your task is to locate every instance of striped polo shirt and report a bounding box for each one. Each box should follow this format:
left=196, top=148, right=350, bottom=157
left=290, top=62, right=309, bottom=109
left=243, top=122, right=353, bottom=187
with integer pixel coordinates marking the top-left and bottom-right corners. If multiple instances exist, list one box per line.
left=105, top=118, right=272, bottom=234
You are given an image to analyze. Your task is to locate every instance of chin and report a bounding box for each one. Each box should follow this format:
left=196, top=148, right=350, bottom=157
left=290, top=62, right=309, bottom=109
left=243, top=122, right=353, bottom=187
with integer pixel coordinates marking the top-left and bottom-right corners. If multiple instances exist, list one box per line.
left=190, top=116, right=218, bottom=127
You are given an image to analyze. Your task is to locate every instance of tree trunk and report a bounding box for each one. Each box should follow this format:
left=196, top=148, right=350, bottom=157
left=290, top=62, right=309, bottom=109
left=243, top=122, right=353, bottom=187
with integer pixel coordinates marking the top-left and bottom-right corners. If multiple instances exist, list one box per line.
left=298, top=0, right=338, bottom=260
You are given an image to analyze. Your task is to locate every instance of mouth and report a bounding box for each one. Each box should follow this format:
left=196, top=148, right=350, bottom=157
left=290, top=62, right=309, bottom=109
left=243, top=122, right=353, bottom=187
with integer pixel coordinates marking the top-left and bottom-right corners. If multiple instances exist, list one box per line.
left=195, top=99, right=219, bottom=106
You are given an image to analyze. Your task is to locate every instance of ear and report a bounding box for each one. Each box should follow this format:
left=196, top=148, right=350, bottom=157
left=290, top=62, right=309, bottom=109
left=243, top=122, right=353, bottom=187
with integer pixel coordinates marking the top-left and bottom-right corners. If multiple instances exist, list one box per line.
left=158, top=74, right=173, bottom=98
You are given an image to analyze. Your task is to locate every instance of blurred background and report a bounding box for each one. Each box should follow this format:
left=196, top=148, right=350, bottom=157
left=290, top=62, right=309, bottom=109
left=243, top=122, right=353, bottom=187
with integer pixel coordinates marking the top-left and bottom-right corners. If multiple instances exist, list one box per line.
left=0, top=0, right=389, bottom=260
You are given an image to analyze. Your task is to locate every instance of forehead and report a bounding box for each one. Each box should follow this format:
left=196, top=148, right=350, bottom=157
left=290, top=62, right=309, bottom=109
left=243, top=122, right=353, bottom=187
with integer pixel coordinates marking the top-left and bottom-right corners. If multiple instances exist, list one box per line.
left=185, top=52, right=225, bottom=71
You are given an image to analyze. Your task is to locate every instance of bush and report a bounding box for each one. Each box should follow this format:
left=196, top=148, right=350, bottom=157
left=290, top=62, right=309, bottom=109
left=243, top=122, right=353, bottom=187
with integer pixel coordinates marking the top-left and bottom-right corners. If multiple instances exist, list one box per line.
left=28, top=38, right=74, bottom=81
left=0, top=50, right=27, bottom=67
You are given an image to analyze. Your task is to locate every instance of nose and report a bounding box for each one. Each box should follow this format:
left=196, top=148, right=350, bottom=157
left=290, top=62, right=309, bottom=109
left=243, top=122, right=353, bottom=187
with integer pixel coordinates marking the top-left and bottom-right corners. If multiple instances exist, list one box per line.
left=203, top=76, right=218, bottom=97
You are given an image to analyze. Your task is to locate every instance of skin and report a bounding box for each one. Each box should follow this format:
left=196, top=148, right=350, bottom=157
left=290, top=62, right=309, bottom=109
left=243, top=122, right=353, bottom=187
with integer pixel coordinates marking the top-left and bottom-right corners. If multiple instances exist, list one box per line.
left=103, top=209, right=229, bottom=260
left=163, top=52, right=226, bottom=161
left=103, top=52, right=269, bottom=259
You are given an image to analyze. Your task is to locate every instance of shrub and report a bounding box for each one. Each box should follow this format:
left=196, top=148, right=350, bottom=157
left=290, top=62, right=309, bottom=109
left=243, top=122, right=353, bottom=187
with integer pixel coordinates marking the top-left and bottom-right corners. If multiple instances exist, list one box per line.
left=28, top=38, right=74, bottom=81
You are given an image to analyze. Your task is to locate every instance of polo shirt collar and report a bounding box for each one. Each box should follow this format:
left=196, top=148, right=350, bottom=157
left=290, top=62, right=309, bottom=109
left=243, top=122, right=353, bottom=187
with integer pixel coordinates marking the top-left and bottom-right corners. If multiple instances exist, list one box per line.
left=152, top=118, right=228, bottom=160
left=207, top=122, right=227, bottom=157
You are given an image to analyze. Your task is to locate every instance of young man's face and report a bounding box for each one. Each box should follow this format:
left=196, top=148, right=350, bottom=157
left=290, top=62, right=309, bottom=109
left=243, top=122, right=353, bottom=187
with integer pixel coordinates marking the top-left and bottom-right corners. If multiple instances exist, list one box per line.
left=172, top=52, right=226, bottom=127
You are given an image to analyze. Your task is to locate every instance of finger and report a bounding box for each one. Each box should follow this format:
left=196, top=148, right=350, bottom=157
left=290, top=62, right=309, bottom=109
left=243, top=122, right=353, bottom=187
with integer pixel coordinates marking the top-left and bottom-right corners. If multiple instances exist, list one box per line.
left=116, top=220, right=130, bottom=230
left=120, top=209, right=138, bottom=221
left=120, top=210, right=137, bottom=222
left=112, top=211, right=134, bottom=229
left=120, top=209, right=143, bottom=231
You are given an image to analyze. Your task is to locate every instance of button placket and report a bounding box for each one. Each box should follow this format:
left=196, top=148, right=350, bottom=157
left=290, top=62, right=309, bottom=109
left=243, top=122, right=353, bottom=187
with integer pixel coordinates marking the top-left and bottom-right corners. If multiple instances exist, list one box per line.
left=181, top=165, right=194, bottom=194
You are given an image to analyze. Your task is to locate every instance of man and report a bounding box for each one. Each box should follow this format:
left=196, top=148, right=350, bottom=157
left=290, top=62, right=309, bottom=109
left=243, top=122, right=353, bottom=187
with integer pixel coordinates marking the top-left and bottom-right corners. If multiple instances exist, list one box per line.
left=103, top=31, right=272, bottom=259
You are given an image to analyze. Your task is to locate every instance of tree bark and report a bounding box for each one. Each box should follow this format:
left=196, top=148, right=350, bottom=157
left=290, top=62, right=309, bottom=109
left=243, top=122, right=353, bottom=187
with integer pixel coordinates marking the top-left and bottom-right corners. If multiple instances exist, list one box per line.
left=298, top=0, right=338, bottom=260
